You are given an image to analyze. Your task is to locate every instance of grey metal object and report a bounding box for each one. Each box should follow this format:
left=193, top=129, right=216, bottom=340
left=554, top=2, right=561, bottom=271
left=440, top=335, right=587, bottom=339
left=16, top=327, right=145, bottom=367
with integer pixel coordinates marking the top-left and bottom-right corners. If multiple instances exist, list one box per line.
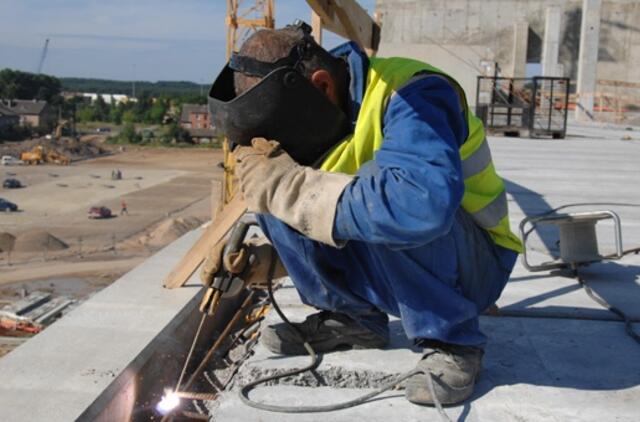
left=519, top=210, right=623, bottom=272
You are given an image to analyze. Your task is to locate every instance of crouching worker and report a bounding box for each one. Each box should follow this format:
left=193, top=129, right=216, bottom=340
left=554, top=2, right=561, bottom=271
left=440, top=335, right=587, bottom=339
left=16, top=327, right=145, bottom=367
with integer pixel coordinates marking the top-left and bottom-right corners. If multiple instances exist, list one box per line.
left=203, top=21, right=522, bottom=406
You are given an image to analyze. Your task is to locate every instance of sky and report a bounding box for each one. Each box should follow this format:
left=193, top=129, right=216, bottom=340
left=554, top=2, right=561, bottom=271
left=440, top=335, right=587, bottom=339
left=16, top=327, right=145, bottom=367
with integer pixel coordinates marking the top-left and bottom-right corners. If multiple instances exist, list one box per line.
left=0, top=0, right=376, bottom=84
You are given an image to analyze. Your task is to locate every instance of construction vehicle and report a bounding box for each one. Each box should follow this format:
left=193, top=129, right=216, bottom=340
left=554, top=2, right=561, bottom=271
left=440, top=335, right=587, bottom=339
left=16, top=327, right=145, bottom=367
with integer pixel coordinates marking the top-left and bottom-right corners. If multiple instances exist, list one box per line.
left=55, top=119, right=71, bottom=140
left=46, top=149, right=70, bottom=165
left=19, top=145, right=70, bottom=166
left=20, top=146, right=44, bottom=165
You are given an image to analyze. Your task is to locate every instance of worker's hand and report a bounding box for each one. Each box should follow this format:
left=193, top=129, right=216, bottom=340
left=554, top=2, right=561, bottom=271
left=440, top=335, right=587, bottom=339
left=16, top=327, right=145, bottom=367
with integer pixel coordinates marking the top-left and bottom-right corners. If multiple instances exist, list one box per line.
left=234, top=138, right=354, bottom=247
left=200, top=239, right=226, bottom=287
left=226, top=237, right=287, bottom=288
left=200, top=236, right=287, bottom=288
left=233, top=138, right=297, bottom=214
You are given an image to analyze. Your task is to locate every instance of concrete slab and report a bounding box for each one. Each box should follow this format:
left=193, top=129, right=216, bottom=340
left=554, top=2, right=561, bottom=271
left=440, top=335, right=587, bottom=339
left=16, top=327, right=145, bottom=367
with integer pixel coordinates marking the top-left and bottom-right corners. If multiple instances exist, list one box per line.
left=214, top=381, right=639, bottom=422
left=498, top=251, right=640, bottom=320
left=215, top=308, right=640, bottom=421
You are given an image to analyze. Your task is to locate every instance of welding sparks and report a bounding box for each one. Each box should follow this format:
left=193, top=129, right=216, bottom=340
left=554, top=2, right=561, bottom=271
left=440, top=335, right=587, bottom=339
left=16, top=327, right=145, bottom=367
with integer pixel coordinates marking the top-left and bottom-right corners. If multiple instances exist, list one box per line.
left=156, top=389, right=180, bottom=414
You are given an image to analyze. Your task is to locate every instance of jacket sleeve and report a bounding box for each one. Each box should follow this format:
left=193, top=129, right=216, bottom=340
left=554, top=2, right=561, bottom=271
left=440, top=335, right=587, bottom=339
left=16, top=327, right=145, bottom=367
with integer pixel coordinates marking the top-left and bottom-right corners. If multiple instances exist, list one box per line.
left=332, top=75, right=468, bottom=249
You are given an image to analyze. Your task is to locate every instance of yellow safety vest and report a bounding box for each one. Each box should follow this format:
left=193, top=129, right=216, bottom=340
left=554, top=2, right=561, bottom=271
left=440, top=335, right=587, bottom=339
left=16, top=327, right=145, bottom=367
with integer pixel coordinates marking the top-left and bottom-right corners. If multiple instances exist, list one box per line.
left=320, top=57, right=523, bottom=253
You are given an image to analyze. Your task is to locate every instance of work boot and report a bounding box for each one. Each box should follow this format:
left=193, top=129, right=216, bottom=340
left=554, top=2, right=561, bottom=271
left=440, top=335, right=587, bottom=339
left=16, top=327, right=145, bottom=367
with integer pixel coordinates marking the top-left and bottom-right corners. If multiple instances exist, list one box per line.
left=405, top=341, right=483, bottom=406
left=260, top=310, right=388, bottom=355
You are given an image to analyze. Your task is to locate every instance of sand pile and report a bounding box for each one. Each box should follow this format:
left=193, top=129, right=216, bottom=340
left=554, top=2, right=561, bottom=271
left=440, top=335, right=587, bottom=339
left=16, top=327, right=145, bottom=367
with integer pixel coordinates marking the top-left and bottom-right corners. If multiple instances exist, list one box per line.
left=12, top=230, right=69, bottom=253
left=126, top=216, right=203, bottom=250
left=0, top=232, right=16, bottom=253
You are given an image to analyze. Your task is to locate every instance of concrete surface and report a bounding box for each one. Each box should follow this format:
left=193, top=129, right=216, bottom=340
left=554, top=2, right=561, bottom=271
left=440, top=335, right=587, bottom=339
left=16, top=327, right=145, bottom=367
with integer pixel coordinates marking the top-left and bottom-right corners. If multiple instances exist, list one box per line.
left=576, top=0, right=602, bottom=121
left=210, top=120, right=640, bottom=421
left=509, top=21, right=528, bottom=78
left=0, top=228, right=207, bottom=421
left=541, top=6, right=562, bottom=77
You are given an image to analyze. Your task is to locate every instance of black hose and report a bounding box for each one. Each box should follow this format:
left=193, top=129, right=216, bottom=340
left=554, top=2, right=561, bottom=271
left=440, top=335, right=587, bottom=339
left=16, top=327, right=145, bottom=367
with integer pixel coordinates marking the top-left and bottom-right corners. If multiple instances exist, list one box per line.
left=571, top=269, right=640, bottom=345
left=238, top=251, right=451, bottom=420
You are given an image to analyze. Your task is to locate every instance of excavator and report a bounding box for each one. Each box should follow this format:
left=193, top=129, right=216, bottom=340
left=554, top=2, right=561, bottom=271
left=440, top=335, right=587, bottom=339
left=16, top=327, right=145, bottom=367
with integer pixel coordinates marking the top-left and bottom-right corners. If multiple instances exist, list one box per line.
left=19, top=120, right=73, bottom=165
left=20, top=145, right=70, bottom=166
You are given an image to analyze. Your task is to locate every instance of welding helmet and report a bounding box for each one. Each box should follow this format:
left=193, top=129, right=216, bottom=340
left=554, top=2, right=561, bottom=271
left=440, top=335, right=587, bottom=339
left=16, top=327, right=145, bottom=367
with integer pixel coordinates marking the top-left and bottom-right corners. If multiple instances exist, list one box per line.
left=208, top=20, right=351, bottom=166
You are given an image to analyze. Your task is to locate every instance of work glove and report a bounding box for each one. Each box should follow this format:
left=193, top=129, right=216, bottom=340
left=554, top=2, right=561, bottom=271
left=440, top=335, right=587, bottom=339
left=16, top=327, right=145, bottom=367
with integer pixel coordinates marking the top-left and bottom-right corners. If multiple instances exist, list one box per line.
left=200, top=236, right=287, bottom=289
left=234, top=138, right=353, bottom=247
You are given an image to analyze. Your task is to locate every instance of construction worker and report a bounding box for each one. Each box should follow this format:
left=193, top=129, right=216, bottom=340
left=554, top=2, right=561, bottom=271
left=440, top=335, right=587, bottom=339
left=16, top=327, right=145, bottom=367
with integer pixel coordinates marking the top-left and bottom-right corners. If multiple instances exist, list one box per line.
left=204, top=21, right=522, bottom=406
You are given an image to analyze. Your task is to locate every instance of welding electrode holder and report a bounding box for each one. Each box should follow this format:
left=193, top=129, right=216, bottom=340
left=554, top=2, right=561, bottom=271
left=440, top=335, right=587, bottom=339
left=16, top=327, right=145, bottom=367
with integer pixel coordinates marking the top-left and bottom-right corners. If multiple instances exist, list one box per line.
left=199, top=221, right=258, bottom=315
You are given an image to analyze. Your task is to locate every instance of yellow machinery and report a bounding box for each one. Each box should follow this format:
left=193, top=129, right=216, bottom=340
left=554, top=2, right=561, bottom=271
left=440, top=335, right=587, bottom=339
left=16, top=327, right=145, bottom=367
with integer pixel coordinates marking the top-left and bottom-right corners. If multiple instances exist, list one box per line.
left=20, top=145, right=70, bottom=166
left=20, top=146, right=44, bottom=165
left=46, top=149, right=70, bottom=165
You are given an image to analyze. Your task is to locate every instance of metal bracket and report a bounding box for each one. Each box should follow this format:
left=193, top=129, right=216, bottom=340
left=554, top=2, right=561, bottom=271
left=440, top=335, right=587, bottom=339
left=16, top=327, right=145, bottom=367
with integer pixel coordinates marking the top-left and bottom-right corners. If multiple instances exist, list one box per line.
left=519, top=210, right=623, bottom=272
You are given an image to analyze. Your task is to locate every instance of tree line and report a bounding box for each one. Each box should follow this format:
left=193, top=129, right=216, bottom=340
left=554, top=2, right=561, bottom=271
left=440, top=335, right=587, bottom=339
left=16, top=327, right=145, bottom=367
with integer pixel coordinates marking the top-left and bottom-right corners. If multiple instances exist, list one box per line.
left=60, top=77, right=206, bottom=97
left=0, top=68, right=207, bottom=143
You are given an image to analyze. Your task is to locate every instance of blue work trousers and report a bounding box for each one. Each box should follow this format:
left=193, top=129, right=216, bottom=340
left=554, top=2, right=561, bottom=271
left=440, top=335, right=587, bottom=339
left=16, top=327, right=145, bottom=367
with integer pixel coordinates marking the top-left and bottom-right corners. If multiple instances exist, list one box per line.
left=257, top=210, right=517, bottom=346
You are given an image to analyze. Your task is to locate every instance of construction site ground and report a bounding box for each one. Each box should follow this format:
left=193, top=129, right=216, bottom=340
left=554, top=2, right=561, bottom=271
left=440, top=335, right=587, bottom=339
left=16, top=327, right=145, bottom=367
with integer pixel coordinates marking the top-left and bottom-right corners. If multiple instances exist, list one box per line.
left=0, top=145, right=223, bottom=356
left=207, top=121, right=640, bottom=421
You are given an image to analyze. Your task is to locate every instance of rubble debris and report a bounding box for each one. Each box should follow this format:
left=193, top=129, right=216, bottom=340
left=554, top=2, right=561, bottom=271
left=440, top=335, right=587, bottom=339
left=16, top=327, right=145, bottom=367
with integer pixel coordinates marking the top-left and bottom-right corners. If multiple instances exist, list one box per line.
left=0, top=291, right=75, bottom=334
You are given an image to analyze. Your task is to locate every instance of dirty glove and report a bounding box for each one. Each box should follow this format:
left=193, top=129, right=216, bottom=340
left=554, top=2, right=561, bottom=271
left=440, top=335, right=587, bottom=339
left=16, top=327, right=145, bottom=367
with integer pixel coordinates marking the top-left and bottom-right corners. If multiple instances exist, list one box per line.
left=234, top=138, right=353, bottom=247
left=200, top=236, right=287, bottom=289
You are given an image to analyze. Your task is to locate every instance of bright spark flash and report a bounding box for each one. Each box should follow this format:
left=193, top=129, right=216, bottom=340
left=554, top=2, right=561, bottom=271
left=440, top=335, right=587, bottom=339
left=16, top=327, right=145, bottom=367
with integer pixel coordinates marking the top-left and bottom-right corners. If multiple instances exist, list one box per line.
left=156, top=389, right=180, bottom=414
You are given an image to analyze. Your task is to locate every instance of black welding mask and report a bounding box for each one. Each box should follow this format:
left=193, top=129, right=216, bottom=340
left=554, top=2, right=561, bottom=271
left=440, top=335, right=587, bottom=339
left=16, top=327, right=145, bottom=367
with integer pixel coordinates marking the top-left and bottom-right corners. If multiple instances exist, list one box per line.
left=208, top=20, right=351, bottom=166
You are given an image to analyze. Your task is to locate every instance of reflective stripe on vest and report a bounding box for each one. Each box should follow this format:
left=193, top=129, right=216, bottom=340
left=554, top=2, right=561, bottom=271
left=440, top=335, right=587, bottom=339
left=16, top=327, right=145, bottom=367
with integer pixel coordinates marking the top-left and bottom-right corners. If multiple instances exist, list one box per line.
left=462, top=138, right=492, bottom=179
left=321, top=56, right=523, bottom=253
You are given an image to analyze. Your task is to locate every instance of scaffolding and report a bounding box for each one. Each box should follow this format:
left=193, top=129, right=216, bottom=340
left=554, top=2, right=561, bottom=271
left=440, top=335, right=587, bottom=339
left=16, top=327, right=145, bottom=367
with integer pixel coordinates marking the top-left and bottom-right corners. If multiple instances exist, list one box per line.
left=222, top=0, right=275, bottom=205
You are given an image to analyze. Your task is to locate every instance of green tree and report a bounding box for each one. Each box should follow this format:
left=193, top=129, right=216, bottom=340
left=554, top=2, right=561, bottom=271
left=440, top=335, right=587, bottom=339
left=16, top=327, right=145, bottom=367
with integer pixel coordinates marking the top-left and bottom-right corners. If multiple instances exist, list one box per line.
left=93, top=95, right=110, bottom=121
left=0, top=68, right=61, bottom=101
left=148, top=99, right=168, bottom=124
left=162, top=122, right=192, bottom=144
left=76, top=105, right=96, bottom=122
left=118, top=122, right=142, bottom=144
left=122, top=110, right=136, bottom=123
left=109, top=105, right=123, bottom=125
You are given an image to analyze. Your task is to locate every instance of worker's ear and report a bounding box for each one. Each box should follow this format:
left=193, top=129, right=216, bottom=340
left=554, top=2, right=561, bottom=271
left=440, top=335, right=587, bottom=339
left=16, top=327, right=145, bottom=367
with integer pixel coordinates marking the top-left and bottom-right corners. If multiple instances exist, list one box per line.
left=310, top=69, right=339, bottom=106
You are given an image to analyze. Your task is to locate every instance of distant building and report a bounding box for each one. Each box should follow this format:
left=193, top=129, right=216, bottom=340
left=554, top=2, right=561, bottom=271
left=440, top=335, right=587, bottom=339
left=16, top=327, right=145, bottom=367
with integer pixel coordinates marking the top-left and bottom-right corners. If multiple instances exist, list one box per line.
left=188, top=127, right=217, bottom=144
left=81, top=93, right=134, bottom=105
left=180, top=104, right=211, bottom=130
left=180, top=104, right=217, bottom=143
left=0, top=104, right=20, bottom=133
left=61, top=92, right=136, bottom=105
left=0, top=99, right=55, bottom=129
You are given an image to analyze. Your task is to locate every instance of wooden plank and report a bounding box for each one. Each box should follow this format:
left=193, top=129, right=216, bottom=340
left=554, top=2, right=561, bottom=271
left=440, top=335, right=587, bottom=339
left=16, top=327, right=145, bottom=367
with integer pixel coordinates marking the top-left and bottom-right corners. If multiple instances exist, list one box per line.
left=163, top=195, right=247, bottom=289
left=311, top=10, right=323, bottom=44
left=306, top=0, right=379, bottom=53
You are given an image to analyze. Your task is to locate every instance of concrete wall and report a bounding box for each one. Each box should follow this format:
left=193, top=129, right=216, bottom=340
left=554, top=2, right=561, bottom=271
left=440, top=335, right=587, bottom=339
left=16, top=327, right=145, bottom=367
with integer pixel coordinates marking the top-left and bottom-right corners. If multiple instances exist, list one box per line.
left=376, top=0, right=640, bottom=105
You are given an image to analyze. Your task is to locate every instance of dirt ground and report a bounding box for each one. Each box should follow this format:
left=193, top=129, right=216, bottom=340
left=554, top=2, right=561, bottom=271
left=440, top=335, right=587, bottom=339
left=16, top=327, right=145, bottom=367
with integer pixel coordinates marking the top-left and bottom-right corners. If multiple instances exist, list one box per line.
left=0, top=146, right=224, bottom=356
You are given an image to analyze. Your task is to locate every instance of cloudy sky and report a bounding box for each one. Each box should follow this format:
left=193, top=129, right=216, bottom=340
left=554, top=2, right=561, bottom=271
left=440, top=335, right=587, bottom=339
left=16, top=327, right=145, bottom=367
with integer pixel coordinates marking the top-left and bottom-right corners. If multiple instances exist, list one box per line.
left=0, top=0, right=375, bottom=83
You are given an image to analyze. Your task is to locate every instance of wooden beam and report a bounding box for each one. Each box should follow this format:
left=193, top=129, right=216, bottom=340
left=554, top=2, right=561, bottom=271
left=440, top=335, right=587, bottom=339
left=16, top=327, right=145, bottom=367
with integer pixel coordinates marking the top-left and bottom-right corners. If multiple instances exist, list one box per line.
left=306, top=0, right=380, bottom=53
left=311, top=11, right=323, bottom=45
left=163, top=195, right=247, bottom=289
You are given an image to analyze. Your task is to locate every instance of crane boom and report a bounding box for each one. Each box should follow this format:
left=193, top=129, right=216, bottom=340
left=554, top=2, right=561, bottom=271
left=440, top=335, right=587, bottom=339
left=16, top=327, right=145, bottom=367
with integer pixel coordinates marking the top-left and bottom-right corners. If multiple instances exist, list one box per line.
left=36, top=38, right=50, bottom=74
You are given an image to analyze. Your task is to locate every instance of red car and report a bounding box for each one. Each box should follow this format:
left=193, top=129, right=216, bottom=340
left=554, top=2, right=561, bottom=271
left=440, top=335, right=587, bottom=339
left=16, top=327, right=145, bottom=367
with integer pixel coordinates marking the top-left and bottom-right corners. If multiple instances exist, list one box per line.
left=88, top=206, right=112, bottom=219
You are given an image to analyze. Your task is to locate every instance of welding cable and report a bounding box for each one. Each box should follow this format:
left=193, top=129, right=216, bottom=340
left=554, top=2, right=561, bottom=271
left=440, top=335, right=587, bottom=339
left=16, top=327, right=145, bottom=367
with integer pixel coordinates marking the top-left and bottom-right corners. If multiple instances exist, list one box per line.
left=571, top=269, right=640, bottom=345
left=238, top=251, right=452, bottom=421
